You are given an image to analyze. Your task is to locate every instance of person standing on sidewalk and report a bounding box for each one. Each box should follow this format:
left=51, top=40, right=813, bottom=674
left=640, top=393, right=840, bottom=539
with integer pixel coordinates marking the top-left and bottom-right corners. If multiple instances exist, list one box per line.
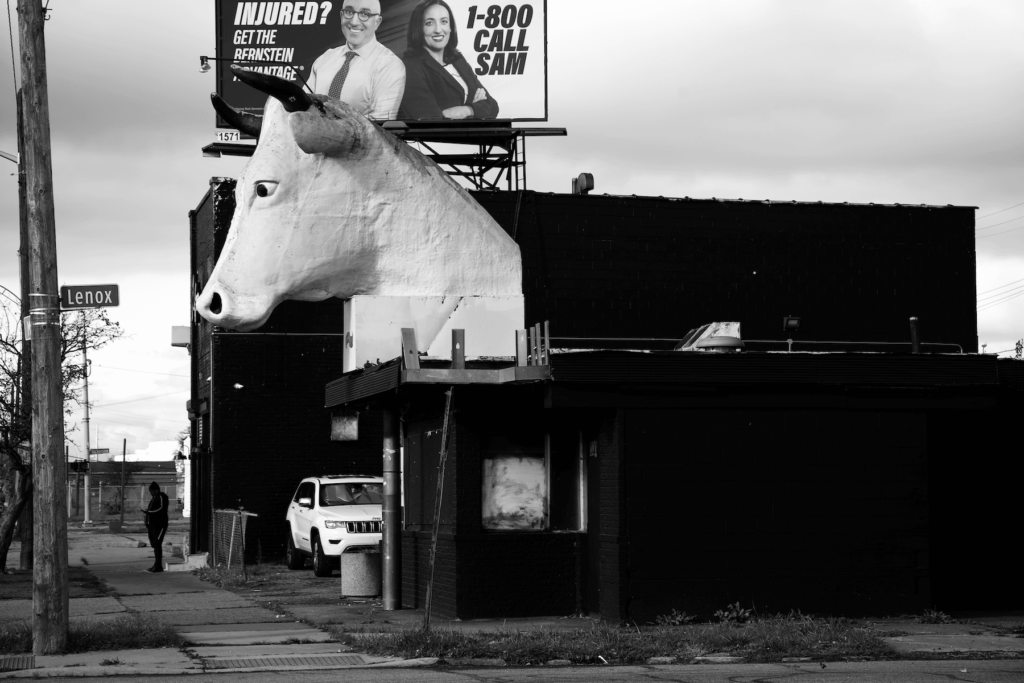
left=141, top=482, right=169, bottom=573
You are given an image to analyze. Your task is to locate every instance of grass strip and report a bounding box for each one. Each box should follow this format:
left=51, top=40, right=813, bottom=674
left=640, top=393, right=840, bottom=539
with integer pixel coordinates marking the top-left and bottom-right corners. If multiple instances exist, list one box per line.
left=0, top=613, right=182, bottom=655
left=336, top=616, right=895, bottom=665
left=194, top=563, right=278, bottom=590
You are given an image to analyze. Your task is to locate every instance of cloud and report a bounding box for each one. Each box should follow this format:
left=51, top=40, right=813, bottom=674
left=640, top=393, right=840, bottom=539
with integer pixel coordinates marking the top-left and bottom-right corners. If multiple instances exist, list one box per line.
left=2, top=0, right=1023, bottom=448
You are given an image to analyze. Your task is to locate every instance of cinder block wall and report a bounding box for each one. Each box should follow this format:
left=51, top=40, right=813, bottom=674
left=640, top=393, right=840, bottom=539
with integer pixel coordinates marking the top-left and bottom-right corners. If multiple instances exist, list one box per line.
left=473, top=192, right=978, bottom=352
left=620, top=408, right=930, bottom=622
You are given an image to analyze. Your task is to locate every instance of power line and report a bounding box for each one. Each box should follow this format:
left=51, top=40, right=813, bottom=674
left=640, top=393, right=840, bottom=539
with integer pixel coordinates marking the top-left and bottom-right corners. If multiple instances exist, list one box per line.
left=91, top=389, right=188, bottom=408
left=90, top=406, right=188, bottom=424
left=977, top=276, right=1024, bottom=297
left=5, top=0, right=16, bottom=103
left=977, top=283, right=1024, bottom=304
left=94, top=364, right=190, bottom=378
left=977, top=223, right=1024, bottom=239
left=977, top=201, right=1024, bottom=220
left=84, top=416, right=182, bottom=440
left=975, top=214, right=1024, bottom=232
left=978, top=288, right=1024, bottom=312
left=978, top=289, right=1024, bottom=310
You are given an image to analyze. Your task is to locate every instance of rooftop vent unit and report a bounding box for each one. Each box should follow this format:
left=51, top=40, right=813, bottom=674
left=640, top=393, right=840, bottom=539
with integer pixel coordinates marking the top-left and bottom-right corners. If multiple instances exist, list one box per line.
left=571, top=172, right=594, bottom=195
left=675, top=321, right=744, bottom=352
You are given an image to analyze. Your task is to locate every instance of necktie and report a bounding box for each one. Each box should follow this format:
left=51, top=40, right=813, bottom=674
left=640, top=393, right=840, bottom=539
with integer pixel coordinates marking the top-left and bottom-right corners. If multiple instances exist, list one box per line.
left=327, top=52, right=357, bottom=99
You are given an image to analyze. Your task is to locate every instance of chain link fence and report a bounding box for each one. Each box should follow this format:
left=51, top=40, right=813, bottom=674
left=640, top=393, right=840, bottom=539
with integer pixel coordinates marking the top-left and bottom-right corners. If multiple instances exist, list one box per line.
left=212, top=508, right=258, bottom=571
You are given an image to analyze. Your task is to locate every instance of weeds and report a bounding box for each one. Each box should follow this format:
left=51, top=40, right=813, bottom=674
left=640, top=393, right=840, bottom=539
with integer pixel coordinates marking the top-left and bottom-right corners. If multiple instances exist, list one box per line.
left=917, top=609, right=958, bottom=625
left=341, top=616, right=894, bottom=665
left=654, top=609, right=696, bottom=626
left=99, top=658, right=122, bottom=666
left=0, top=613, right=182, bottom=655
left=194, top=561, right=279, bottom=589
left=715, top=602, right=753, bottom=624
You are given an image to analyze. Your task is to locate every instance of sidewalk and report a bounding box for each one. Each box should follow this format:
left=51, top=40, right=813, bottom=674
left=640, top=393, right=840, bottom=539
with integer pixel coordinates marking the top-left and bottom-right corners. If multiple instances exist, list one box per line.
left=3, top=525, right=1023, bottom=677
left=0, top=525, right=408, bottom=677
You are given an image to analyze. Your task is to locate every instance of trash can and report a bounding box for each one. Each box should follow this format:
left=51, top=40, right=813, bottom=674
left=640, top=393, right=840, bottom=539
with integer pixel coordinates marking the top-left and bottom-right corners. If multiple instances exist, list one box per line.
left=340, top=552, right=381, bottom=597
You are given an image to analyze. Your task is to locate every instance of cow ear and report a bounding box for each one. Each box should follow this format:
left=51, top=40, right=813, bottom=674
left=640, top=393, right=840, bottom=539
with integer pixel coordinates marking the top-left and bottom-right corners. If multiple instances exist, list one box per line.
left=289, top=110, right=358, bottom=157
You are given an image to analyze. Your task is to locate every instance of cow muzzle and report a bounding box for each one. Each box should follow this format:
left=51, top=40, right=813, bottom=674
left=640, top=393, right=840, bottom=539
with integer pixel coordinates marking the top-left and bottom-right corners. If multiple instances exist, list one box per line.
left=195, top=281, right=277, bottom=332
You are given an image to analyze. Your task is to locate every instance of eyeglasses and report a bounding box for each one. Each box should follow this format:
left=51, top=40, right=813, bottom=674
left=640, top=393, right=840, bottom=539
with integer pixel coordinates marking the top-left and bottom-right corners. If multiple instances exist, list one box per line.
left=341, top=8, right=380, bottom=21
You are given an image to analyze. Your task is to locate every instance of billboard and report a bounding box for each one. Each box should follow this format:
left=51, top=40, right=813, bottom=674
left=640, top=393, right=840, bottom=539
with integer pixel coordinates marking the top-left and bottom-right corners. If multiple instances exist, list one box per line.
left=214, top=0, right=547, bottom=125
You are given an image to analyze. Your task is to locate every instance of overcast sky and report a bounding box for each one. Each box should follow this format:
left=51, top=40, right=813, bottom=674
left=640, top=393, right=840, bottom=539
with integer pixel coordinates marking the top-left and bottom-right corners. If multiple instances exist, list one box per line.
left=1, top=0, right=1022, bottom=458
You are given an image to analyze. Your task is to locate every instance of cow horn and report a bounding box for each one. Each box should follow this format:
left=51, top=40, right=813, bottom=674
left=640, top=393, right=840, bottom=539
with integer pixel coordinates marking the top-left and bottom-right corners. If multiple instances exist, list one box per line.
left=210, top=93, right=263, bottom=138
left=230, top=64, right=312, bottom=113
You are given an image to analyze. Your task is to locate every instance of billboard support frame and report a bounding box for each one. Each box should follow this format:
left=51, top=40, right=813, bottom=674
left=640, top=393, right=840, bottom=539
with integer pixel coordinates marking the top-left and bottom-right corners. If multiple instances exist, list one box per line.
left=201, top=124, right=566, bottom=191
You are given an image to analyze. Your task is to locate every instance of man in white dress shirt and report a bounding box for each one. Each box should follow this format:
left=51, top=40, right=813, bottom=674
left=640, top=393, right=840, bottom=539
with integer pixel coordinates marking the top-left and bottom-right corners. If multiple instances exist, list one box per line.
left=309, top=0, right=405, bottom=120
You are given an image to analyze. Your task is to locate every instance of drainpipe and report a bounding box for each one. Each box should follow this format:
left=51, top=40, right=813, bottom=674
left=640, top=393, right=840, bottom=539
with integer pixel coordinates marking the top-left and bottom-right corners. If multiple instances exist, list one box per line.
left=909, top=317, right=921, bottom=354
left=382, top=407, right=401, bottom=610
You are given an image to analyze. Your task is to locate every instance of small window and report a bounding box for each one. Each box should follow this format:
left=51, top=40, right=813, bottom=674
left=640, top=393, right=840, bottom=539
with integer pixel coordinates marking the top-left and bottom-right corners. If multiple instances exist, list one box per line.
left=482, top=456, right=547, bottom=530
left=481, top=429, right=546, bottom=531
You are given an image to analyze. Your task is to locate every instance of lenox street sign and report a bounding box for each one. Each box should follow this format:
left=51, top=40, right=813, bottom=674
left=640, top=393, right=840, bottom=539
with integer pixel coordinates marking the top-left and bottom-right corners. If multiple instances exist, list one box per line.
left=60, top=284, right=119, bottom=309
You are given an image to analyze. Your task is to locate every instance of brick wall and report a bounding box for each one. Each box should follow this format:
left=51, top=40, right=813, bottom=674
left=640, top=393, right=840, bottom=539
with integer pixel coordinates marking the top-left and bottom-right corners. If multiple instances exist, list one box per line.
left=928, top=408, right=1024, bottom=610
left=402, top=532, right=457, bottom=617
left=596, top=410, right=628, bottom=621
left=454, top=533, right=580, bottom=619
left=189, top=178, right=384, bottom=560
left=450, top=392, right=580, bottom=619
left=401, top=388, right=581, bottom=619
left=622, top=408, right=930, bottom=622
left=472, top=192, right=978, bottom=352
left=211, top=333, right=383, bottom=560
left=189, top=180, right=235, bottom=553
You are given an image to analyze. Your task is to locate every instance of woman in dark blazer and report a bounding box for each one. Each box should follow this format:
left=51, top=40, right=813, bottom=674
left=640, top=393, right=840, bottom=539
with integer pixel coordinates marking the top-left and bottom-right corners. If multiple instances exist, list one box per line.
left=398, top=0, right=499, bottom=120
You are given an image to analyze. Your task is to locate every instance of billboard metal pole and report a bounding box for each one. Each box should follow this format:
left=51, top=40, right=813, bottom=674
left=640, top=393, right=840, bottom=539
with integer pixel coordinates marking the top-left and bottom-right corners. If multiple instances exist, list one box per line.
left=18, top=0, right=69, bottom=654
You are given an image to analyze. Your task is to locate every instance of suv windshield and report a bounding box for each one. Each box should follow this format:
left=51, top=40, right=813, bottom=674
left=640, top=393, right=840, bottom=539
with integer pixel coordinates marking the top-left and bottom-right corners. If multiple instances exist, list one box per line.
left=319, top=482, right=383, bottom=507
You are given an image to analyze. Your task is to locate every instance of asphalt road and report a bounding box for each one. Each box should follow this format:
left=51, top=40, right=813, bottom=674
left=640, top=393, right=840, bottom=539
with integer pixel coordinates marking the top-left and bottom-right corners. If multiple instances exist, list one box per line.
left=23, top=660, right=1022, bottom=682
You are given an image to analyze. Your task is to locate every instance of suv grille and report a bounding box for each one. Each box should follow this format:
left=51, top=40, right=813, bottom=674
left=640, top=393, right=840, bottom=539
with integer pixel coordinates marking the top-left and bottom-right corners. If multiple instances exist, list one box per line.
left=347, top=521, right=381, bottom=534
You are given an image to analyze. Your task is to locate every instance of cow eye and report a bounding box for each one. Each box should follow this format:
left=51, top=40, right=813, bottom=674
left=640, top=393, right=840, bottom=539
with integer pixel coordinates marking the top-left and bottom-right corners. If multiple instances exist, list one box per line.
left=254, top=181, right=278, bottom=198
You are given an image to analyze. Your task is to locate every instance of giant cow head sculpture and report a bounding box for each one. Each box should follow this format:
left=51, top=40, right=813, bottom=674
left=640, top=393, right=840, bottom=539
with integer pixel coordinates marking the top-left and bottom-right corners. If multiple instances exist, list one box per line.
left=195, top=67, right=522, bottom=331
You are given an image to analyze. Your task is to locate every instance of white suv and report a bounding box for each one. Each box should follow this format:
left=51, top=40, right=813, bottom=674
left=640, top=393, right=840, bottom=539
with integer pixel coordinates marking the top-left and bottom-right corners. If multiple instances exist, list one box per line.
left=285, top=474, right=383, bottom=577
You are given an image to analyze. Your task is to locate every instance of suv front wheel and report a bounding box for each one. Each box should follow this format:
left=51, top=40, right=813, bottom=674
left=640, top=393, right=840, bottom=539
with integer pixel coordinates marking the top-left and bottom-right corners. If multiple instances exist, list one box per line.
left=312, top=535, right=333, bottom=577
left=286, top=530, right=305, bottom=570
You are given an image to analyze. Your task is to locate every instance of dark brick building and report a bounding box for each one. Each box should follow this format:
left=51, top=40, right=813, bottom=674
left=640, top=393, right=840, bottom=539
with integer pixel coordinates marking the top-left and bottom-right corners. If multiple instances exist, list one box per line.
left=189, top=179, right=1020, bottom=619
left=327, top=349, right=1022, bottom=622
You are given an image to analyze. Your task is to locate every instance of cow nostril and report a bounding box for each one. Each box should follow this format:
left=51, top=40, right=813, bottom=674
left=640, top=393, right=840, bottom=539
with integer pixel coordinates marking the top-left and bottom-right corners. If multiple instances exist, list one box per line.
left=209, top=292, right=222, bottom=315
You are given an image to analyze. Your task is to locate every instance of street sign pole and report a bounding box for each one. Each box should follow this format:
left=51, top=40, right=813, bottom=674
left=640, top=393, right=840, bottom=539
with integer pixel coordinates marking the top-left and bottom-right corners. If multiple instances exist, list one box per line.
left=58, top=289, right=119, bottom=528
left=81, top=315, right=92, bottom=525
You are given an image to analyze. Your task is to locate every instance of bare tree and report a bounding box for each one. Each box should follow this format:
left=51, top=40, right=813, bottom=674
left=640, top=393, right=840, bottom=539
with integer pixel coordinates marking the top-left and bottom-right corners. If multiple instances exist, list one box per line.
left=0, top=300, right=123, bottom=571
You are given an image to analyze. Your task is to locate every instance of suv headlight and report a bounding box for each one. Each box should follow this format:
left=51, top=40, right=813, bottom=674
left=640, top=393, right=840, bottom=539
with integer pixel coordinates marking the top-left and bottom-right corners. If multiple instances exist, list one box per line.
left=323, top=520, right=345, bottom=529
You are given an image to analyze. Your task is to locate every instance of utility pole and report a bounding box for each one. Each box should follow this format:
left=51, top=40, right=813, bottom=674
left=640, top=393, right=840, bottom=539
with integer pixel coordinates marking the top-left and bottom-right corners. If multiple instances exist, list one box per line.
left=18, top=0, right=69, bottom=654
left=119, top=438, right=126, bottom=527
left=17, top=90, right=34, bottom=571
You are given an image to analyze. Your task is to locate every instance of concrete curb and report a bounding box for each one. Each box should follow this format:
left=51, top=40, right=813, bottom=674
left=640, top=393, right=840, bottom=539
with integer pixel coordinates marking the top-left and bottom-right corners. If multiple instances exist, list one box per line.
left=0, top=666, right=202, bottom=679
left=0, top=657, right=34, bottom=674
